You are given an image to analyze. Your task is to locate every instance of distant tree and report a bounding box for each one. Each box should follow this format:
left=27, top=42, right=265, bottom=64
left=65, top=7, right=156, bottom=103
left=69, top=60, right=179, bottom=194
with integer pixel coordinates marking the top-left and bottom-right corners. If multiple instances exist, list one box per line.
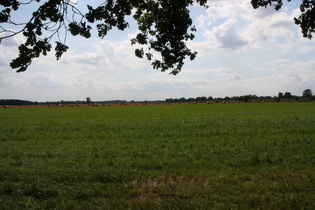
left=195, top=96, right=207, bottom=102
left=0, top=99, right=34, bottom=106
left=283, top=92, right=292, bottom=98
left=239, top=96, right=248, bottom=102
left=200, top=96, right=207, bottom=101
left=178, top=97, right=186, bottom=102
left=274, top=96, right=281, bottom=102
left=187, top=98, right=195, bottom=102
left=86, top=97, right=91, bottom=104
left=302, top=89, right=313, bottom=98
left=278, top=92, right=284, bottom=98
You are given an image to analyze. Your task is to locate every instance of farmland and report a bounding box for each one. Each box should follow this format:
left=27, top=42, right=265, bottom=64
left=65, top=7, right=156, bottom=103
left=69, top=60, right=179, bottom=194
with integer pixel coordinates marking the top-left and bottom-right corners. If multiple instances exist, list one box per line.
left=0, top=102, right=314, bottom=209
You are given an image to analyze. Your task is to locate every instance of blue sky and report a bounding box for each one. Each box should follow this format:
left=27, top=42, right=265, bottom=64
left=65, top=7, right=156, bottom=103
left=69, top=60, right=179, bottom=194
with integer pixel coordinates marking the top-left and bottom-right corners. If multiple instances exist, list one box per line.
left=1, top=0, right=314, bottom=102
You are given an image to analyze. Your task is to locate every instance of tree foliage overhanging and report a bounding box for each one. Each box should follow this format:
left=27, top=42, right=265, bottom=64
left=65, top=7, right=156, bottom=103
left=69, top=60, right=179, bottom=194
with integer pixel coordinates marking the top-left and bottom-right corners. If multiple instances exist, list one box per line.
left=0, top=0, right=314, bottom=74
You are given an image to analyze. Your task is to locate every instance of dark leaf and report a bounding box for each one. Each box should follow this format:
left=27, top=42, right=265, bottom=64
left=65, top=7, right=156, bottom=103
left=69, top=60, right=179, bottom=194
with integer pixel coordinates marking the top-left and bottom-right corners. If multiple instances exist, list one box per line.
left=55, top=42, right=69, bottom=60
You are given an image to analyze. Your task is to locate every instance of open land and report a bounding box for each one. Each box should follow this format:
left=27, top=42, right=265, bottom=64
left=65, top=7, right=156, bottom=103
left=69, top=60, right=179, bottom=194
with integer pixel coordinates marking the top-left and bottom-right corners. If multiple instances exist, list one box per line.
left=0, top=102, right=314, bottom=209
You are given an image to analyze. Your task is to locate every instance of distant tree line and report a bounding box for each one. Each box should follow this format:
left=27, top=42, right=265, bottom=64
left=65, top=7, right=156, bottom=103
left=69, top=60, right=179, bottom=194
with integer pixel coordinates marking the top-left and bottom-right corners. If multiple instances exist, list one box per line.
left=42, top=99, right=128, bottom=106
left=166, top=94, right=267, bottom=103
left=1, top=89, right=314, bottom=106
left=165, top=89, right=314, bottom=103
left=166, top=96, right=211, bottom=103
left=0, top=99, right=36, bottom=106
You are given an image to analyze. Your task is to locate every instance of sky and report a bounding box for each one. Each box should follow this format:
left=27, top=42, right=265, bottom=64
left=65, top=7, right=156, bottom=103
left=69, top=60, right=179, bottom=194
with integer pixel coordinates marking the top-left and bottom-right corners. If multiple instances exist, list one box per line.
left=1, top=0, right=315, bottom=102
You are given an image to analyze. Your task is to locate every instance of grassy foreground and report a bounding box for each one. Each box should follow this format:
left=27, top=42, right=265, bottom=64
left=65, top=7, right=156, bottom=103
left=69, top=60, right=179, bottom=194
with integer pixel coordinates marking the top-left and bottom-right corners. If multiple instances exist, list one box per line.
left=0, top=102, right=314, bottom=209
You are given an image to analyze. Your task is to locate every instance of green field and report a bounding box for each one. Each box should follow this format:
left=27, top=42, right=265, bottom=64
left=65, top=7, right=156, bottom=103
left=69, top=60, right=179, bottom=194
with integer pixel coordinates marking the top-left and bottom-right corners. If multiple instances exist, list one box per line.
left=0, top=103, right=314, bottom=209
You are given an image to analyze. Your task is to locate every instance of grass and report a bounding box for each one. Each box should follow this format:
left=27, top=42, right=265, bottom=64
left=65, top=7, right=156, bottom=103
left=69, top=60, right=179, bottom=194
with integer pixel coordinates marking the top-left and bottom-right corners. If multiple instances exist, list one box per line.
left=0, top=102, right=314, bottom=209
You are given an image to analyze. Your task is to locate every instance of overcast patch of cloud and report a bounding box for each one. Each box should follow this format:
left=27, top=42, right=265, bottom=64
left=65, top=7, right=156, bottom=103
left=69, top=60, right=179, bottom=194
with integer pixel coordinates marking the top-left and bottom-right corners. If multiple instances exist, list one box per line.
left=116, top=78, right=212, bottom=100
left=1, top=58, right=314, bottom=101
left=193, top=0, right=299, bottom=54
left=0, top=31, right=25, bottom=47
left=178, top=68, right=237, bottom=85
left=28, top=37, right=149, bottom=80
left=244, top=11, right=295, bottom=45
left=0, top=32, right=24, bottom=68
left=67, top=52, right=105, bottom=66
left=211, top=18, right=249, bottom=51
left=228, top=74, right=242, bottom=81
left=185, top=67, right=232, bottom=74
left=257, top=60, right=315, bottom=95
left=0, top=51, right=8, bottom=67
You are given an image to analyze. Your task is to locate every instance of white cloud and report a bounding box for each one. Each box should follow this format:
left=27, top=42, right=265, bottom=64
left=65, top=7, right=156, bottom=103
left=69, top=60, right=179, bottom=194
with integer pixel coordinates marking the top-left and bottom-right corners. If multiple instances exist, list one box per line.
left=0, top=31, right=25, bottom=47
left=228, top=74, right=242, bottom=81
left=0, top=32, right=25, bottom=68
left=31, top=37, right=149, bottom=79
left=193, top=0, right=299, bottom=54
left=211, top=18, right=249, bottom=51
left=255, top=60, right=315, bottom=95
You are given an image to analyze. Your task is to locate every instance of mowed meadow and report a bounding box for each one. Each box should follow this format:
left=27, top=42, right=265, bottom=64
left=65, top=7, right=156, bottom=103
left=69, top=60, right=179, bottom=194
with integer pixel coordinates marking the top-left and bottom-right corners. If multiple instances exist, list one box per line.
left=0, top=102, right=314, bottom=209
